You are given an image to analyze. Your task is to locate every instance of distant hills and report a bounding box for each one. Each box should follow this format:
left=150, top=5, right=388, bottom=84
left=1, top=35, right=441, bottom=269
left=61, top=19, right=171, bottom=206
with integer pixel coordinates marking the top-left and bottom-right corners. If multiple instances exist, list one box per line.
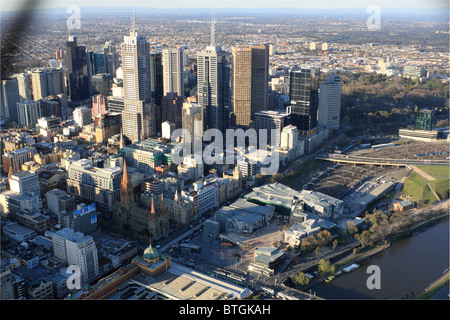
left=1, top=6, right=448, bottom=21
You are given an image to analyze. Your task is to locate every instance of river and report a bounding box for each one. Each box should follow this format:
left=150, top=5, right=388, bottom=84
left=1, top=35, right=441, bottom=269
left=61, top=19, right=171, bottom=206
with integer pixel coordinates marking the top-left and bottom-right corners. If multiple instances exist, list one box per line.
left=311, top=218, right=449, bottom=299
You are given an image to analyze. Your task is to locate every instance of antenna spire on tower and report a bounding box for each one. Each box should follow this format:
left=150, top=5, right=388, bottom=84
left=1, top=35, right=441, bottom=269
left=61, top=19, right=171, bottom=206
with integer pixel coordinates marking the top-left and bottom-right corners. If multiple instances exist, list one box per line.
left=131, top=8, right=136, bottom=33
left=210, top=9, right=216, bottom=46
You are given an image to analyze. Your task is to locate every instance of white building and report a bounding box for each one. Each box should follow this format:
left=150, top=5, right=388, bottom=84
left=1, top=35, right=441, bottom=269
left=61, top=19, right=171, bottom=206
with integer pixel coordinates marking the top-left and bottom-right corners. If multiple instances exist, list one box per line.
left=0, top=191, right=42, bottom=215
left=193, top=180, right=219, bottom=215
left=50, top=228, right=99, bottom=285
left=9, top=171, right=40, bottom=195
left=318, top=72, right=342, bottom=130
left=162, top=47, right=185, bottom=97
left=161, top=121, right=176, bottom=140
left=73, top=106, right=91, bottom=128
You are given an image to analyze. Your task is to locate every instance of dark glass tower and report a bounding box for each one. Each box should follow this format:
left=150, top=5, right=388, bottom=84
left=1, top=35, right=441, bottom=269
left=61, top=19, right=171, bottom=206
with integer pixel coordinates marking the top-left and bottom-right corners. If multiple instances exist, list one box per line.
left=150, top=52, right=164, bottom=107
left=289, top=67, right=319, bottom=136
left=64, top=36, right=89, bottom=101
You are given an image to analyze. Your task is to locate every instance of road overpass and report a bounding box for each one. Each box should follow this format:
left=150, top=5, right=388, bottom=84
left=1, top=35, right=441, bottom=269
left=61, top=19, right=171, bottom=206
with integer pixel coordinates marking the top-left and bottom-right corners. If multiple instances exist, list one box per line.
left=316, top=154, right=450, bottom=167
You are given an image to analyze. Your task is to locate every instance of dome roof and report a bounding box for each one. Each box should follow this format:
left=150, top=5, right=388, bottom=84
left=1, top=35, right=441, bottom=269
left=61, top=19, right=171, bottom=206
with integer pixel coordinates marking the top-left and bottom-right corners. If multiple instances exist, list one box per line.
left=143, top=243, right=159, bottom=261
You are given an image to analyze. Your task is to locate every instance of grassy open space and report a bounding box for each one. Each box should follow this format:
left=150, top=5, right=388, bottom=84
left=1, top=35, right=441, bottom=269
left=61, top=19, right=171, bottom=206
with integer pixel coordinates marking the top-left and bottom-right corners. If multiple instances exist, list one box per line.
left=415, top=165, right=450, bottom=178
left=401, top=172, right=440, bottom=206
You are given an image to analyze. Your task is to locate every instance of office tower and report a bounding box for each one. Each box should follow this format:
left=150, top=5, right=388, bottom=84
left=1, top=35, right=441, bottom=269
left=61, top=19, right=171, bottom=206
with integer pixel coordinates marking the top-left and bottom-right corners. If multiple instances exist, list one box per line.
left=104, top=41, right=120, bottom=78
left=106, top=96, right=124, bottom=113
left=13, top=73, right=32, bottom=102
left=94, top=112, right=121, bottom=143
left=403, top=65, right=427, bottom=79
left=67, top=159, right=122, bottom=210
left=254, top=109, right=291, bottom=147
left=40, top=99, right=61, bottom=118
left=150, top=51, right=164, bottom=107
left=50, top=228, right=99, bottom=285
left=92, top=94, right=107, bottom=118
left=64, top=36, right=89, bottom=101
left=182, top=102, right=204, bottom=155
left=121, top=11, right=154, bottom=143
left=197, top=18, right=231, bottom=131
left=9, top=171, right=40, bottom=195
left=92, top=52, right=106, bottom=74
left=73, top=106, right=91, bottom=127
left=1, top=78, right=20, bottom=123
left=16, top=100, right=42, bottom=129
left=322, top=42, right=329, bottom=51
left=318, top=72, right=342, bottom=130
left=162, top=47, right=185, bottom=97
left=289, top=67, right=319, bottom=136
left=91, top=73, right=113, bottom=96
left=231, top=44, right=269, bottom=127
left=161, top=92, right=183, bottom=129
left=45, top=68, right=65, bottom=96
left=31, top=69, right=48, bottom=100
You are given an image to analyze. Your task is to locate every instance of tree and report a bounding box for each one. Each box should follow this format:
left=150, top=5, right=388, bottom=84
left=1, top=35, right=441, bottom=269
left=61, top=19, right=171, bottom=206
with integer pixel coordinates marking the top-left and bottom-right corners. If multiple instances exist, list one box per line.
left=292, top=272, right=310, bottom=286
left=332, top=239, right=338, bottom=250
left=346, top=221, right=358, bottom=235
left=318, top=259, right=335, bottom=275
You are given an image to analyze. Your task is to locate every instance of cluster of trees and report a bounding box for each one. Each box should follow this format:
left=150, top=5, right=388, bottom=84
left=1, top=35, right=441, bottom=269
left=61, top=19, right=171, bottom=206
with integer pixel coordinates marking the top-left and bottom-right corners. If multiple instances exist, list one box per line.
left=299, top=230, right=333, bottom=254
left=354, top=206, right=446, bottom=248
left=291, top=259, right=336, bottom=287
left=339, top=73, right=449, bottom=136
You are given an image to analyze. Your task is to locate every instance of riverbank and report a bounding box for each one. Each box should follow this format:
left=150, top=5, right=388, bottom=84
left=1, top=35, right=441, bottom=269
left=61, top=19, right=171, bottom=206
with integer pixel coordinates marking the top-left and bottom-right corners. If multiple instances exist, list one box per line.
left=417, top=270, right=449, bottom=300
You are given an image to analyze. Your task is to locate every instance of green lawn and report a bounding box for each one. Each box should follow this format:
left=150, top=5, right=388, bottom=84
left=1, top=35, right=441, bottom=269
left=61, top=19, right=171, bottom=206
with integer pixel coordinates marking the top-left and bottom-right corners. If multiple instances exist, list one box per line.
left=402, top=172, right=439, bottom=206
left=415, top=165, right=450, bottom=178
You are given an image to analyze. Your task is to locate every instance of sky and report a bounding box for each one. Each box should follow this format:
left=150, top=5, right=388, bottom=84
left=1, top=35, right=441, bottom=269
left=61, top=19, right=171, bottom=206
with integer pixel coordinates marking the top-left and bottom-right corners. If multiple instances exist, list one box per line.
left=1, top=0, right=449, bottom=11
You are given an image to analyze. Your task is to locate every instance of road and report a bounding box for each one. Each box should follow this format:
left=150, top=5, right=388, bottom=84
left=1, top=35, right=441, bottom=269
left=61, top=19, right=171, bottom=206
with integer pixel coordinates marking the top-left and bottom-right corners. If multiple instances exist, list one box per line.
left=317, top=154, right=450, bottom=167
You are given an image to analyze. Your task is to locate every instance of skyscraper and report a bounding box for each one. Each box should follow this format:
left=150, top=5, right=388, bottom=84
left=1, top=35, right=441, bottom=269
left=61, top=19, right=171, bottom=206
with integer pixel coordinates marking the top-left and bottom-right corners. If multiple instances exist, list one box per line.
left=121, top=10, right=154, bottom=143
left=16, top=100, right=42, bottom=129
left=161, top=92, right=183, bottom=130
left=197, top=14, right=231, bottom=131
left=13, top=73, right=32, bottom=102
left=182, top=102, right=204, bottom=155
left=162, top=47, right=185, bottom=97
left=232, top=44, right=269, bottom=127
left=318, top=71, right=342, bottom=130
left=64, top=36, right=90, bottom=101
left=103, top=41, right=120, bottom=78
left=150, top=51, right=164, bottom=107
left=31, top=68, right=48, bottom=100
left=1, top=78, right=20, bottom=123
left=289, top=67, right=319, bottom=136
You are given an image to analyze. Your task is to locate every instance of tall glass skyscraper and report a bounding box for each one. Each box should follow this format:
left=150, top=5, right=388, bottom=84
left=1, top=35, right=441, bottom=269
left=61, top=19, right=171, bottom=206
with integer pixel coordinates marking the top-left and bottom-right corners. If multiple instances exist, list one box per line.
left=64, top=36, right=89, bottom=101
left=121, top=10, right=154, bottom=143
left=289, top=67, right=319, bottom=136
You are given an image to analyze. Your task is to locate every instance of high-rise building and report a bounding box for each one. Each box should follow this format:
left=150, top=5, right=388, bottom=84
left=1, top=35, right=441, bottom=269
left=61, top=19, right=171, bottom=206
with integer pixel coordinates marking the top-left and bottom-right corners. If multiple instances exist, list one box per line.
left=94, top=112, right=121, bottom=144
left=31, top=69, right=48, bottom=100
left=91, top=94, right=107, bottom=118
left=91, top=73, right=113, bottom=96
left=197, top=26, right=231, bottom=131
left=1, top=78, right=20, bottom=123
left=13, top=73, right=32, bottom=102
left=254, top=109, right=291, bottom=147
left=318, top=72, right=342, bottom=130
left=150, top=51, right=164, bottom=107
left=231, top=44, right=269, bottom=127
left=45, top=68, right=65, bottom=96
left=50, top=228, right=99, bottom=285
left=64, top=36, right=90, bottom=101
left=121, top=11, right=154, bottom=143
left=162, top=47, right=185, bottom=97
left=40, top=99, right=61, bottom=118
left=73, top=106, right=91, bottom=127
left=182, top=103, right=204, bottom=155
left=9, top=171, right=40, bottom=195
left=161, top=92, right=183, bottom=129
left=16, top=100, right=42, bottom=129
left=289, top=67, right=319, bottom=136
left=103, top=41, right=120, bottom=78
